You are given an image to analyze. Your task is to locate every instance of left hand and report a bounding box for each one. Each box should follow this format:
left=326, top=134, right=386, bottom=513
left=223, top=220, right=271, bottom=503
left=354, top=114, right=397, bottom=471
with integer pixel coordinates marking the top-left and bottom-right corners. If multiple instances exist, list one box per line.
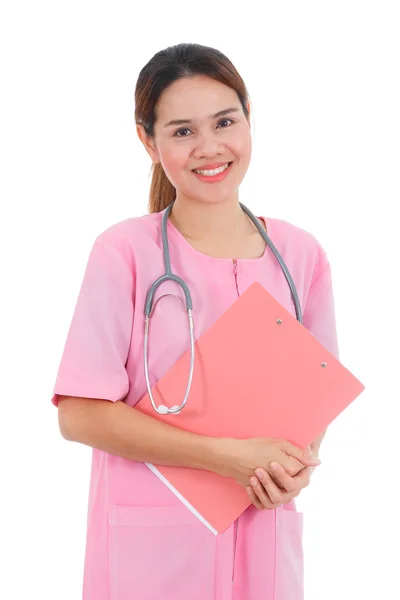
left=247, top=462, right=317, bottom=510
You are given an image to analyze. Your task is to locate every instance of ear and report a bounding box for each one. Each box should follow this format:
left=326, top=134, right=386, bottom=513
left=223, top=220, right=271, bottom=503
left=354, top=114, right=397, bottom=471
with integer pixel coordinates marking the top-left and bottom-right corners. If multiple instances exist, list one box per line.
left=136, top=123, right=160, bottom=164
left=246, top=101, right=251, bottom=126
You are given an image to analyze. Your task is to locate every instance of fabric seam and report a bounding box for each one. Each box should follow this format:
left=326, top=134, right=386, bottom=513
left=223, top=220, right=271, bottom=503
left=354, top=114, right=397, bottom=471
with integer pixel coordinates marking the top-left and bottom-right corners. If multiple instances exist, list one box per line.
left=309, top=264, right=331, bottom=292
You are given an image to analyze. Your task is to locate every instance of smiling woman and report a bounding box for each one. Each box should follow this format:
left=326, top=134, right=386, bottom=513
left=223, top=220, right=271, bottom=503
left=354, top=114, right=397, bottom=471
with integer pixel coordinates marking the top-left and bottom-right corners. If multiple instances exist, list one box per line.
left=135, top=45, right=252, bottom=217
left=52, top=42, right=340, bottom=600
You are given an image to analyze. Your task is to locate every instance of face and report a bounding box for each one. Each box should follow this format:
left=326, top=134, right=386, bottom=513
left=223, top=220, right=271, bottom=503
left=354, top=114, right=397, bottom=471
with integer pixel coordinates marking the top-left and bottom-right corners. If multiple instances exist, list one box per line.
left=138, top=75, right=252, bottom=206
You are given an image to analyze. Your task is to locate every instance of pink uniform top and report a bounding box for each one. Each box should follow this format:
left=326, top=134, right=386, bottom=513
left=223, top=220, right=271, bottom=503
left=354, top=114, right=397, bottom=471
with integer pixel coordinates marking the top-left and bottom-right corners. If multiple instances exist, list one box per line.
left=51, top=208, right=339, bottom=600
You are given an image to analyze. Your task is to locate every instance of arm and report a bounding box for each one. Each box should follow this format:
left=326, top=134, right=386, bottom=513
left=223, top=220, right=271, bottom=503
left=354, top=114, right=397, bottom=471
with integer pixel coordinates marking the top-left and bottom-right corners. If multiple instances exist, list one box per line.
left=58, top=396, right=318, bottom=493
left=58, top=395, right=225, bottom=472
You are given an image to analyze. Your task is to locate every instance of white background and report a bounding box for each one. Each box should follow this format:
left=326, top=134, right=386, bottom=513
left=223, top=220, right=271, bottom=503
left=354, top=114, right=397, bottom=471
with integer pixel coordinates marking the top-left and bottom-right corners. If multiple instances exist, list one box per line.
left=1, top=1, right=399, bottom=598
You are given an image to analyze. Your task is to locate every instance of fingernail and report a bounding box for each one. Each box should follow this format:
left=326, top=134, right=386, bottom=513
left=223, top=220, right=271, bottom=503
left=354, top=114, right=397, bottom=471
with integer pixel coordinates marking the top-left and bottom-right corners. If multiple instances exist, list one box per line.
left=255, top=469, right=264, bottom=478
left=270, top=462, right=279, bottom=471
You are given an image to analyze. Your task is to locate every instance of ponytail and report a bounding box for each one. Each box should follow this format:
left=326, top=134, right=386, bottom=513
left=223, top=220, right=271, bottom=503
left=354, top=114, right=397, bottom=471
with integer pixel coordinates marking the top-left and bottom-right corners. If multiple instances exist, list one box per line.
left=148, top=163, right=176, bottom=213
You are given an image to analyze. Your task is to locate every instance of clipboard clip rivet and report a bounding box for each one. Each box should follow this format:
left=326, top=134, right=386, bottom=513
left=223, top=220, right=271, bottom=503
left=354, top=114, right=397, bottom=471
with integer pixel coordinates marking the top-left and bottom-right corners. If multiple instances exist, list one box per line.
left=321, top=362, right=328, bottom=368
left=276, top=319, right=283, bottom=325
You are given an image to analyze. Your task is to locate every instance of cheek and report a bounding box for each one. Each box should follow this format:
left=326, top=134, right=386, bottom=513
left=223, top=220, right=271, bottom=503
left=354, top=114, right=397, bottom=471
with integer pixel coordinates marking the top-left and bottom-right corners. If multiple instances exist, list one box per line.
left=159, top=146, right=188, bottom=187
left=233, top=127, right=252, bottom=160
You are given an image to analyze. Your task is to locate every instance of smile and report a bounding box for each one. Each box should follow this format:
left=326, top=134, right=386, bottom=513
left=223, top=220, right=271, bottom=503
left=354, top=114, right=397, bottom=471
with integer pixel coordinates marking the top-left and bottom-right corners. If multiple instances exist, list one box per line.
left=193, top=163, right=231, bottom=176
left=192, top=162, right=233, bottom=182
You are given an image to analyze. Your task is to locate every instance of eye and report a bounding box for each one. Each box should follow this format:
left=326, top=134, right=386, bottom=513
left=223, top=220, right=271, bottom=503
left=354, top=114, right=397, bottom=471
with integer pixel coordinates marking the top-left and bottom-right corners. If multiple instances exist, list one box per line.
left=173, top=127, right=191, bottom=138
left=173, top=118, right=235, bottom=138
left=217, top=118, right=234, bottom=128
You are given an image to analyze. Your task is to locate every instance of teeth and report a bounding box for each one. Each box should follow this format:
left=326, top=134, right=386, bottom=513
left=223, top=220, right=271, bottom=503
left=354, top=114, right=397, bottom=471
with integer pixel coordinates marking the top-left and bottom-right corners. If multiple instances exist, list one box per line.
left=193, top=163, right=230, bottom=176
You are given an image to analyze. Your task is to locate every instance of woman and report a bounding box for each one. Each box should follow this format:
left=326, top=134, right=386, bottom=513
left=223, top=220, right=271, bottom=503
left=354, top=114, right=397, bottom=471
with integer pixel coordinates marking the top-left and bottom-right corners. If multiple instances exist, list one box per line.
left=52, top=43, right=339, bottom=600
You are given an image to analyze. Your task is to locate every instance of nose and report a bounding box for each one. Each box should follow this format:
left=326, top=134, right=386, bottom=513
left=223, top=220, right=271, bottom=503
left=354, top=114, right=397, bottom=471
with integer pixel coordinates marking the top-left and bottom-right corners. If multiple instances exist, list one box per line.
left=192, top=131, right=225, bottom=159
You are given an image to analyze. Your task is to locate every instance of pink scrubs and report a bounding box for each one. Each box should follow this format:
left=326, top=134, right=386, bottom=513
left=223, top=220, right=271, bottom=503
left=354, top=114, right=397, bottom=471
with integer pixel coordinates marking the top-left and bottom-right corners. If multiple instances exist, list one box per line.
left=51, top=208, right=339, bottom=600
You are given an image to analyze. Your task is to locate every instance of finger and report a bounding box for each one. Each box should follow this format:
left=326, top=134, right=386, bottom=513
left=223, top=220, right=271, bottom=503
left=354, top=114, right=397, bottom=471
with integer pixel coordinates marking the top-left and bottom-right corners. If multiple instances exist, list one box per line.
left=258, top=465, right=286, bottom=489
left=252, top=472, right=284, bottom=507
left=279, top=456, right=306, bottom=477
left=282, top=440, right=322, bottom=467
left=292, top=466, right=312, bottom=490
left=246, top=485, right=264, bottom=510
left=268, top=463, right=298, bottom=493
left=250, top=477, right=278, bottom=510
left=275, top=467, right=312, bottom=505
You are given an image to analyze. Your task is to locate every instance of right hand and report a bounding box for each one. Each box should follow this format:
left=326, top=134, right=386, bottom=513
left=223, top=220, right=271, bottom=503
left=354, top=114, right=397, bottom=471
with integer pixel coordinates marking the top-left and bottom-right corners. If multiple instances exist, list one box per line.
left=217, top=436, right=321, bottom=490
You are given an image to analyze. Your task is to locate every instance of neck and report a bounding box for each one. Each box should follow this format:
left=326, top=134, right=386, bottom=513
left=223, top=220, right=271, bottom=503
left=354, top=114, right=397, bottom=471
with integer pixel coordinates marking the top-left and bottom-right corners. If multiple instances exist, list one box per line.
left=169, top=196, right=255, bottom=241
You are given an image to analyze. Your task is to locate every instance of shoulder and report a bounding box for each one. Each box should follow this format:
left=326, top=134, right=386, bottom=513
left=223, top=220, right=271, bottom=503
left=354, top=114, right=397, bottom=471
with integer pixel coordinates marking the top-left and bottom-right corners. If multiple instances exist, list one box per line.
left=266, top=216, right=331, bottom=282
left=96, top=211, right=161, bottom=245
left=90, top=212, right=162, bottom=266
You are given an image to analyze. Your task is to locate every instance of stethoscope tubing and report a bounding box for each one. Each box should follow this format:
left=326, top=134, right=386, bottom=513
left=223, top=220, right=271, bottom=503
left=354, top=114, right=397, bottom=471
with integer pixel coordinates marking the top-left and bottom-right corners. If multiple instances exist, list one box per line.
left=144, top=201, right=302, bottom=415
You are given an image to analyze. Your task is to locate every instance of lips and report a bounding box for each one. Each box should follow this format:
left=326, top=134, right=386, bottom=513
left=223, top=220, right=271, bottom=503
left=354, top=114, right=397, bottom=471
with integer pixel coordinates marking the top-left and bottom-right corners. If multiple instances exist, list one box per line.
left=191, top=161, right=233, bottom=182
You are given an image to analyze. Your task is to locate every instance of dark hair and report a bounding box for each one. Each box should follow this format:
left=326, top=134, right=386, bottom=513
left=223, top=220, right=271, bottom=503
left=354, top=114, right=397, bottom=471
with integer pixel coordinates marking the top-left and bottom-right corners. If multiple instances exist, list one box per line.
left=134, top=43, right=251, bottom=213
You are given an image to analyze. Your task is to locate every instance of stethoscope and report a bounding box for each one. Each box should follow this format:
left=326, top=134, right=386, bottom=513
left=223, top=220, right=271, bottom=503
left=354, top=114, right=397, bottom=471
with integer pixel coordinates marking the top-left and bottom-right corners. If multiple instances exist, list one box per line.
left=144, top=201, right=303, bottom=415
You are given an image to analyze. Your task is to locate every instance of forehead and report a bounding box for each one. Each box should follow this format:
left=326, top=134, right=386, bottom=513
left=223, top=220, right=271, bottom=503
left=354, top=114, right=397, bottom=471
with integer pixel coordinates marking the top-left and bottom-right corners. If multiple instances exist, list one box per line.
left=155, top=75, right=241, bottom=123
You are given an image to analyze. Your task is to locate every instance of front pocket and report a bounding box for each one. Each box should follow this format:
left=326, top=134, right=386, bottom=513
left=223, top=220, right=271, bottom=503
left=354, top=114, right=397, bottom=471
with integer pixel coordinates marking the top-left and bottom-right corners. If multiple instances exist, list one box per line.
left=109, top=504, right=219, bottom=600
left=274, top=505, right=304, bottom=600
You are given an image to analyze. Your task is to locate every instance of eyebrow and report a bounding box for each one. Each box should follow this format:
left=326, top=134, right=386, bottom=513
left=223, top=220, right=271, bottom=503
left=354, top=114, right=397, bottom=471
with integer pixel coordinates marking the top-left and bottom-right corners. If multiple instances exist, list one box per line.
left=163, top=107, right=240, bottom=128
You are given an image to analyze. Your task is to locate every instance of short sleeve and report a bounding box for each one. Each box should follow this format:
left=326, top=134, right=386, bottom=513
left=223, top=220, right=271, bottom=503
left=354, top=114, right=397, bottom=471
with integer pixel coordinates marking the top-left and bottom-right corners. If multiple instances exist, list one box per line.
left=302, top=265, right=340, bottom=360
left=51, top=237, right=134, bottom=407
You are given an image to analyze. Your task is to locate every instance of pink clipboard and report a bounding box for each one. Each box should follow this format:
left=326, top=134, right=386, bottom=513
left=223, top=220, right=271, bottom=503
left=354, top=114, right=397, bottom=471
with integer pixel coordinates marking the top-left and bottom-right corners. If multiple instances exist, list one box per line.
left=135, top=282, right=365, bottom=534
